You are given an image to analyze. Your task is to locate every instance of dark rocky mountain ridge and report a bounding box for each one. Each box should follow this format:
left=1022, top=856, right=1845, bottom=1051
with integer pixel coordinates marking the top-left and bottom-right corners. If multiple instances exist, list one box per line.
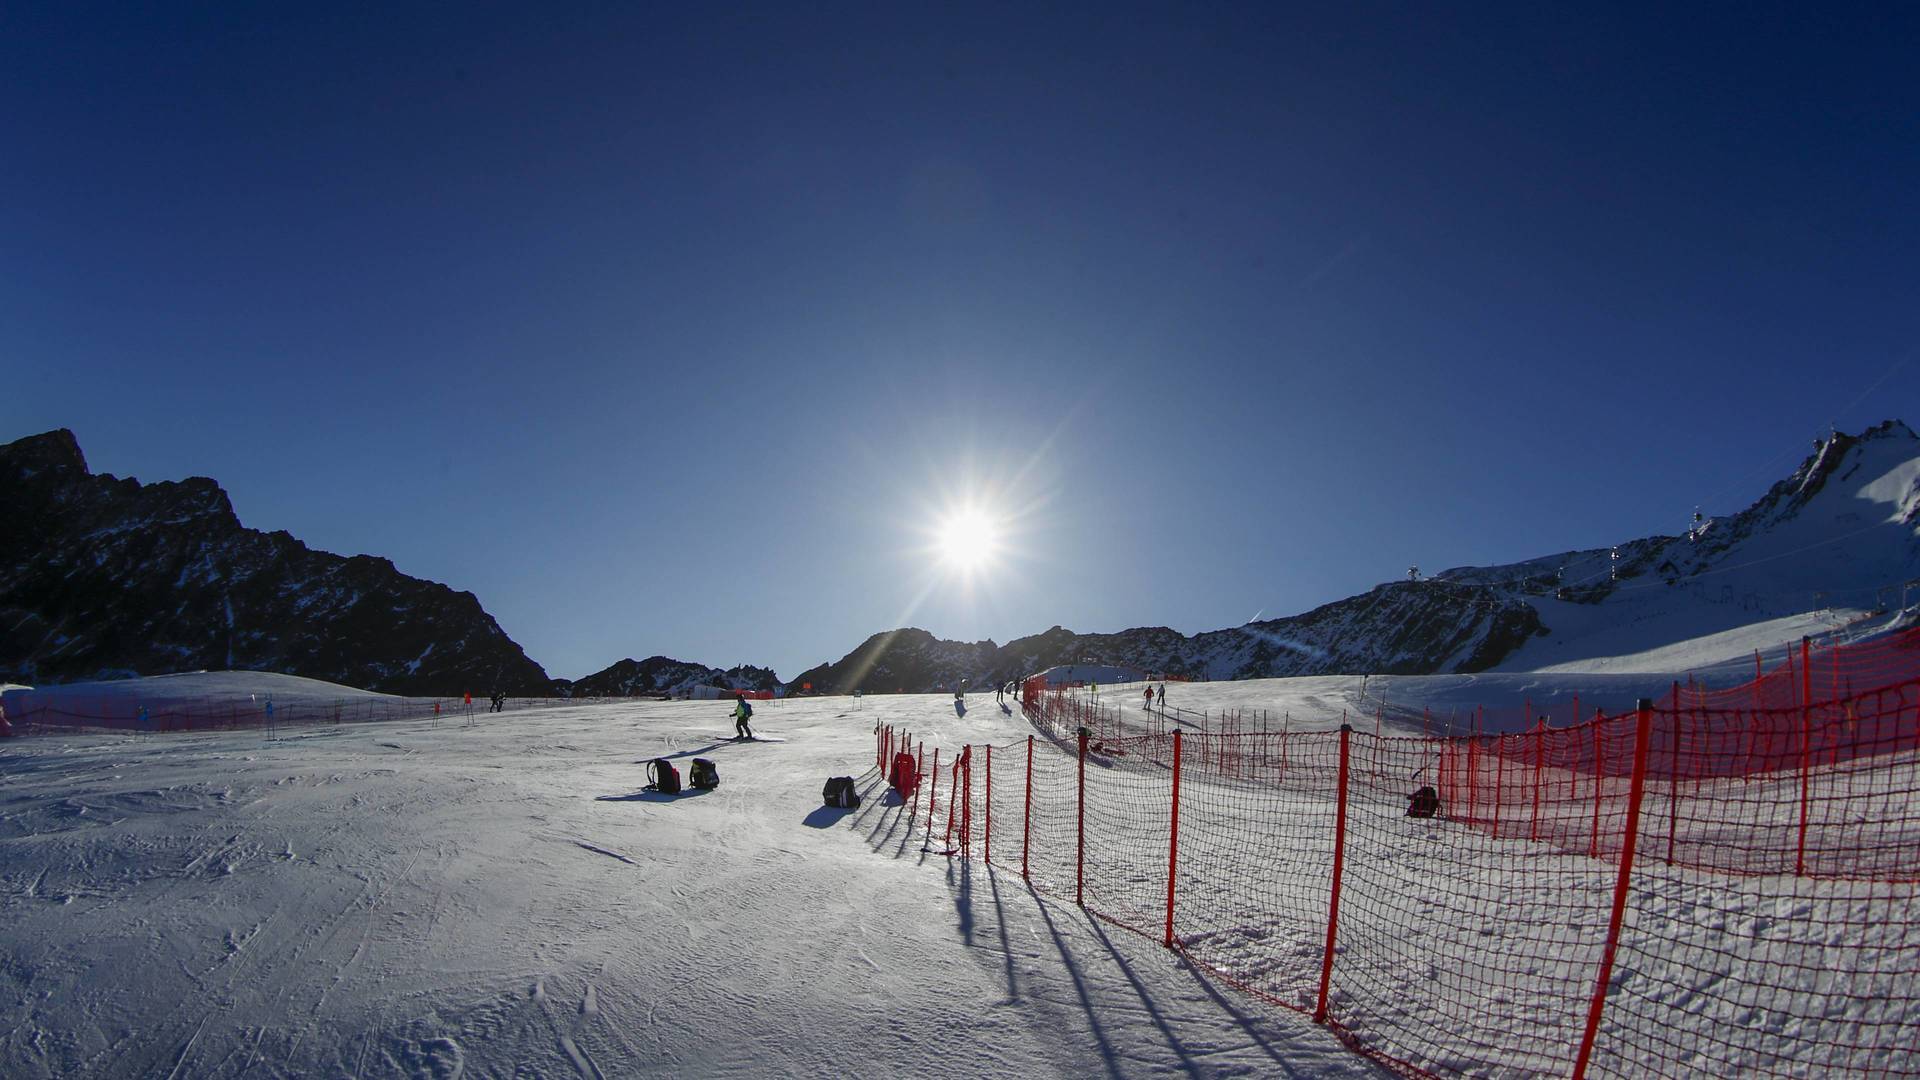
left=783, top=580, right=1545, bottom=696
left=559, top=655, right=780, bottom=698
left=2, top=429, right=552, bottom=694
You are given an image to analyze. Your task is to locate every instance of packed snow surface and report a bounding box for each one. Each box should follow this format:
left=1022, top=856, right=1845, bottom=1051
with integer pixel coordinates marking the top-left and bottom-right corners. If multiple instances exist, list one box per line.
left=5, top=612, right=1913, bottom=1078
left=0, top=677, right=1389, bottom=1079
left=2, top=670, right=399, bottom=709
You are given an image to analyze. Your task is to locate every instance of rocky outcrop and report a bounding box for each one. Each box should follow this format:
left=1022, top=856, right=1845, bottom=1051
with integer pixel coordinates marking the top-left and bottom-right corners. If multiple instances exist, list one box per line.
left=0, top=429, right=552, bottom=695
left=786, top=628, right=1002, bottom=695
left=785, top=581, right=1545, bottom=695
left=567, top=655, right=781, bottom=698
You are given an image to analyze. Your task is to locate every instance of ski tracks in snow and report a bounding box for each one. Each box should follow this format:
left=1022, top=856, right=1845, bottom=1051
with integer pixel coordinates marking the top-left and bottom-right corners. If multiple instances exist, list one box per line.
left=281, top=852, right=421, bottom=1066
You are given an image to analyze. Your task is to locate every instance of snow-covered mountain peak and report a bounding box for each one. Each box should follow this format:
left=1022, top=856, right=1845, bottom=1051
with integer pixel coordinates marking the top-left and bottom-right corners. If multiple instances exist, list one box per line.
left=1669, top=420, right=1920, bottom=585
left=1486, top=420, right=1920, bottom=673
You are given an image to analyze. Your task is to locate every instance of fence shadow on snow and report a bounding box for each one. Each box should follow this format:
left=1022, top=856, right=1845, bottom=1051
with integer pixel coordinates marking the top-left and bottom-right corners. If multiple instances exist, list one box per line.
left=873, top=627, right=1920, bottom=1079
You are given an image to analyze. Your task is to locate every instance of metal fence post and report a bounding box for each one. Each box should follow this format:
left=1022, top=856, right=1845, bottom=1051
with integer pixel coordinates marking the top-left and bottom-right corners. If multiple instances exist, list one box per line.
left=1164, top=730, right=1184, bottom=948
left=1077, top=728, right=1088, bottom=906
left=1314, top=724, right=1353, bottom=1024
left=1571, top=698, right=1655, bottom=1080
left=1796, top=636, right=1813, bottom=877
left=1023, top=734, right=1035, bottom=880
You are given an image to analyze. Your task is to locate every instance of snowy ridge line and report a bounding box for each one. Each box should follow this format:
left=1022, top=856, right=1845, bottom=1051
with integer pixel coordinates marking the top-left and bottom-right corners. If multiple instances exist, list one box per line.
left=878, top=663, right=1919, bottom=1077
left=1395, top=564, right=1914, bottom=612
left=1047, top=622, right=1920, bottom=746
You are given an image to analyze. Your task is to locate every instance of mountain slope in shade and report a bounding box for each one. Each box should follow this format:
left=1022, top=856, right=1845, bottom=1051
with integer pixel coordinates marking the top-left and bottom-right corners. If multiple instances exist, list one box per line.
left=786, top=582, right=1545, bottom=695
left=559, top=655, right=781, bottom=698
left=1, top=429, right=552, bottom=695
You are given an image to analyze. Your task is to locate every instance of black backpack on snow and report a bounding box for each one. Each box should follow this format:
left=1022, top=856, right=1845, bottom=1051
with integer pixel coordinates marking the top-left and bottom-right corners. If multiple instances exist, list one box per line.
left=648, top=758, right=682, bottom=795
left=822, top=776, right=859, bottom=809
left=1407, top=785, right=1439, bottom=819
left=689, top=758, right=719, bottom=790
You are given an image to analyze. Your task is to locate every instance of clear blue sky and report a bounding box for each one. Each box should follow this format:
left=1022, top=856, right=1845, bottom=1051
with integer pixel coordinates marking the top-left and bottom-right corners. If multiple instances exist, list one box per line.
left=6, top=3, right=1917, bottom=681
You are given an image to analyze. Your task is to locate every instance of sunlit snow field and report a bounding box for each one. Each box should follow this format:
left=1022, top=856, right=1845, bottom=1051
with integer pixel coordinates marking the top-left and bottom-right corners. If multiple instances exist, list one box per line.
left=1, top=681, right=1394, bottom=1079
left=3, top=604, right=1914, bottom=1080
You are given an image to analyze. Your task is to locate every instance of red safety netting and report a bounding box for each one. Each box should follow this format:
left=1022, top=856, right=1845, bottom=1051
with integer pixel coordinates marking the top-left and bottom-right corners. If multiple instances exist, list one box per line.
left=877, top=625, right=1920, bottom=1078
left=2, top=693, right=578, bottom=735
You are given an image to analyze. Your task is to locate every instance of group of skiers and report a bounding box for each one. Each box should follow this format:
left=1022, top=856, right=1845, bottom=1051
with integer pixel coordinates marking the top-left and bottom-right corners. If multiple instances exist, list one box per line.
left=713, top=678, right=1164, bottom=742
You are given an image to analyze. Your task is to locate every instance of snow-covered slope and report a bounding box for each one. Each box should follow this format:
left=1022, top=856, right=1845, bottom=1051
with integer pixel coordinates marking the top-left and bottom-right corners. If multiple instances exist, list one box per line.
left=1490, top=420, right=1920, bottom=671
left=0, top=682, right=1387, bottom=1079
left=789, top=422, right=1920, bottom=693
left=6, top=658, right=1909, bottom=1076
left=1, top=670, right=398, bottom=713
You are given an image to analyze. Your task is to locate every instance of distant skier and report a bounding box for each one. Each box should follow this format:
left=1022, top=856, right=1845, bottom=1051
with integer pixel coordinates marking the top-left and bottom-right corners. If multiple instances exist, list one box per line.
left=1144, top=686, right=1154, bottom=711
left=733, top=693, right=755, bottom=740
left=1157, top=683, right=1167, bottom=707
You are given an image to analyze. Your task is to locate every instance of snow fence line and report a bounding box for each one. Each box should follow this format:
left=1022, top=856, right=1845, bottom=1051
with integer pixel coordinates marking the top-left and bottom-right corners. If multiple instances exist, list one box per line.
left=877, top=631, right=1920, bottom=1079
left=2, top=693, right=580, bottom=736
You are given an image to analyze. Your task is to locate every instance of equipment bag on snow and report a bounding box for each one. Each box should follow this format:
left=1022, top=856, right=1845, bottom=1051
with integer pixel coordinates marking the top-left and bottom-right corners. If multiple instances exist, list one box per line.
left=689, top=758, right=719, bottom=790
left=647, top=758, right=682, bottom=795
left=823, top=776, right=860, bottom=809
left=1407, top=785, right=1439, bottom=819
left=889, top=752, right=919, bottom=797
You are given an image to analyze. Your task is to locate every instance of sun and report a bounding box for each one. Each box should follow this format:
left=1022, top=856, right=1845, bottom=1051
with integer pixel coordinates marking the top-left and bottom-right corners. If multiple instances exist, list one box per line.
left=937, top=507, right=1000, bottom=570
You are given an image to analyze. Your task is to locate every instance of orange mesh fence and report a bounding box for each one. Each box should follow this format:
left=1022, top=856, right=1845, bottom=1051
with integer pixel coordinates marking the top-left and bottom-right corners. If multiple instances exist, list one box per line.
left=880, top=633, right=1920, bottom=1077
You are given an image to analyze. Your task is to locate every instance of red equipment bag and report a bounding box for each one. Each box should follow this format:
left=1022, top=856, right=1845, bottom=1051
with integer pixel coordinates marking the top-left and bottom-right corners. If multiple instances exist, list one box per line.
left=890, top=752, right=920, bottom=797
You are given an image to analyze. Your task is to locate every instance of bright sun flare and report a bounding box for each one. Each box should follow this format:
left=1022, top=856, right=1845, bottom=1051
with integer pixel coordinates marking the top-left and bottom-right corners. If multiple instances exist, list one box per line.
left=938, top=508, right=999, bottom=570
